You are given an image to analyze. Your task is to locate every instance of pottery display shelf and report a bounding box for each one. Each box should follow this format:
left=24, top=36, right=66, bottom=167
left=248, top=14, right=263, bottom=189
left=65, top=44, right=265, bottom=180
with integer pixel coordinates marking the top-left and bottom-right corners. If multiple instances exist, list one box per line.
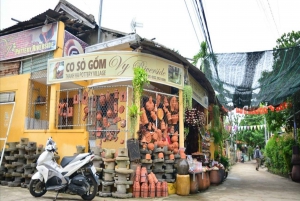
left=112, top=148, right=133, bottom=198
left=140, top=144, right=153, bottom=174
left=1, top=142, right=18, bottom=186
left=152, top=145, right=165, bottom=181
left=163, top=148, right=175, bottom=183
left=99, top=149, right=116, bottom=197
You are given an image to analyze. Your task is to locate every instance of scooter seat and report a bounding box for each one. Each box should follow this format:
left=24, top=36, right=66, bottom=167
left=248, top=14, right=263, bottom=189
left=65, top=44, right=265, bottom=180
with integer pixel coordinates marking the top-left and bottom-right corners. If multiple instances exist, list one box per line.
left=61, top=156, right=77, bottom=168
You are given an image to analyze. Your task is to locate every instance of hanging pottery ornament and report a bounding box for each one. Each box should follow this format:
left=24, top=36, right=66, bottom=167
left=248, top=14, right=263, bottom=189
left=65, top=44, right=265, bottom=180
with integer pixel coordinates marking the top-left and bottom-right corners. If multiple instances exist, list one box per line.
left=119, top=105, right=125, bottom=114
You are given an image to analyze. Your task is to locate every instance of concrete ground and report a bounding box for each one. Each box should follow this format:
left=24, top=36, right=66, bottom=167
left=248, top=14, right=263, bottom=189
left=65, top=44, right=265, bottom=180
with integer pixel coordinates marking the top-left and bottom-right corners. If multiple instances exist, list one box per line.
left=1, top=160, right=300, bottom=201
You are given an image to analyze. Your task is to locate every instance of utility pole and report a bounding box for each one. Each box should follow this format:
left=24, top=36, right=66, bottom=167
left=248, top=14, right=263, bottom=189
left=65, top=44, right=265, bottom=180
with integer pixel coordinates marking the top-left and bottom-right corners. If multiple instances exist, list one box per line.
left=98, top=0, right=103, bottom=43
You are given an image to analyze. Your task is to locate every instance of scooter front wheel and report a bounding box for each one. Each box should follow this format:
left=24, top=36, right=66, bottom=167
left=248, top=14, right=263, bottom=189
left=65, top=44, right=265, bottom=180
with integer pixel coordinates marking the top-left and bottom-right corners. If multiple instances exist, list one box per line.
left=29, top=179, right=47, bottom=197
left=81, top=174, right=98, bottom=201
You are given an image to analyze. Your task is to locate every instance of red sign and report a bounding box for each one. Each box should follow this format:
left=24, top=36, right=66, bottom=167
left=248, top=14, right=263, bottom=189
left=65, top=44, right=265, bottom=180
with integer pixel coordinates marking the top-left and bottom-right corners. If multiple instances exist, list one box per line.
left=63, top=31, right=88, bottom=57
left=0, top=23, right=58, bottom=61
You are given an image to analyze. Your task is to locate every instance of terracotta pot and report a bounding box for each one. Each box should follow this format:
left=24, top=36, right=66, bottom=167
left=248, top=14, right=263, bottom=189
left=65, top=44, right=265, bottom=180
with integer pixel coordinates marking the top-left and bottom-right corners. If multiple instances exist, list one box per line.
left=133, top=181, right=141, bottom=198
left=173, top=142, right=179, bottom=149
left=168, top=144, right=174, bottom=151
left=161, top=181, right=168, bottom=197
left=99, top=94, right=106, bottom=106
left=114, top=102, right=118, bottom=114
left=149, top=181, right=156, bottom=198
left=102, top=117, right=109, bottom=128
left=156, top=94, right=161, bottom=106
left=150, top=172, right=158, bottom=184
left=120, top=139, right=124, bottom=144
left=190, top=175, right=198, bottom=194
left=169, top=154, right=175, bottom=160
left=160, top=121, right=166, bottom=131
left=157, top=141, right=164, bottom=148
left=119, top=91, right=127, bottom=102
left=152, top=132, right=158, bottom=141
left=171, top=135, right=178, bottom=143
left=141, top=182, right=149, bottom=198
left=140, top=167, right=148, bottom=183
left=163, top=96, right=169, bottom=107
left=145, top=131, right=152, bottom=143
left=119, top=105, right=125, bottom=114
left=170, top=96, right=178, bottom=112
left=156, top=182, right=162, bottom=197
left=96, top=127, right=102, bottom=137
left=120, top=119, right=126, bottom=128
left=205, top=172, right=210, bottom=188
left=82, top=90, right=88, bottom=105
left=106, top=90, right=110, bottom=102
left=197, top=172, right=206, bottom=191
left=92, top=95, right=97, bottom=108
left=210, top=170, right=221, bottom=185
left=158, top=152, right=164, bottom=159
left=73, top=94, right=79, bottom=104
left=173, top=148, right=179, bottom=154
left=145, top=96, right=155, bottom=111
left=171, top=114, right=179, bottom=124
left=96, top=111, right=102, bottom=121
left=141, top=107, right=149, bottom=125
left=157, top=129, right=162, bottom=141
left=150, top=111, right=157, bottom=121
left=145, top=153, right=151, bottom=160
left=163, top=140, right=168, bottom=147
left=135, top=165, right=141, bottom=182
left=107, top=109, right=113, bottom=118
left=166, top=112, right=172, bottom=122
left=147, top=143, right=155, bottom=151
left=114, top=89, right=119, bottom=99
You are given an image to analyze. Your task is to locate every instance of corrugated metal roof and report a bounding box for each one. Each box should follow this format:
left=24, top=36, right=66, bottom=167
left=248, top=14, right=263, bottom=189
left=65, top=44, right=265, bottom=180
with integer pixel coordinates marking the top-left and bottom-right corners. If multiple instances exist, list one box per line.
left=0, top=9, right=62, bottom=36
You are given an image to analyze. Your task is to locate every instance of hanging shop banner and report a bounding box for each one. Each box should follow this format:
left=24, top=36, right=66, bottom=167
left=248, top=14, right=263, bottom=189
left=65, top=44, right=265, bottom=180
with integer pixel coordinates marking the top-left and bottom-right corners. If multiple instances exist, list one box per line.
left=63, top=31, right=89, bottom=57
left=47, top=51, right=184, bottom=89
left=188, top=73, right=208, bottom=108
left=0, top=23, right=58, bottom=61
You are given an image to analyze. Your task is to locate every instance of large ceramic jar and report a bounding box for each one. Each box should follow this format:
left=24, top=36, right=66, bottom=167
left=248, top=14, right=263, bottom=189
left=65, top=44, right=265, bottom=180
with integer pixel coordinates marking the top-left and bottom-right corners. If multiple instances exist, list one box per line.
left=177, top=156, right=189, bottom=175
left=209, top=169, right=221, bottom=185
left=197, top=172, right=207, bottom=191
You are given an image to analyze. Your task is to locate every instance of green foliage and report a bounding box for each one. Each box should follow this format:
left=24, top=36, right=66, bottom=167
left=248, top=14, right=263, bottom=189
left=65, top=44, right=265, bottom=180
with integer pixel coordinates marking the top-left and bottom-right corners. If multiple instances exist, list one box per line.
left=220, top=155, right=230, bottom=169
left=236, top=114, right=265, bottom=148
left=132, top=67, right=149, bottom=100
left=274, top=31, right=300, bottom=49
left=265, top=133, right=297, bottom=176
left=212, top=105, right=220, bottom=128
left=265, top=109, right=288, bottom=133
left=183, top=85, right=193, bottom=111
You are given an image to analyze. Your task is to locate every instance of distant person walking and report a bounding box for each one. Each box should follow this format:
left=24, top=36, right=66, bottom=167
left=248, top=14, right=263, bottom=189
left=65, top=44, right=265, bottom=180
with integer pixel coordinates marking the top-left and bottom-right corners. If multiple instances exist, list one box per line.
left=254, top=146, right=262, bottom=171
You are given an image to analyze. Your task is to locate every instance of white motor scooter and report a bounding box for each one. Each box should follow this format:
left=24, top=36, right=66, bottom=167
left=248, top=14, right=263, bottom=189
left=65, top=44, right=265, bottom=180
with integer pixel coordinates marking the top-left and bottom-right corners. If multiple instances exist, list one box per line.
left=29, top=137, right=100, bottom=201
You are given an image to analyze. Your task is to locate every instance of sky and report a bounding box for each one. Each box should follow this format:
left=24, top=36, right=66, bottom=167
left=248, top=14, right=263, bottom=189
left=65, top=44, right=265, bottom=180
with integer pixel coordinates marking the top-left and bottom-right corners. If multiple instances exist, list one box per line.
left=1, top=0, right=300, bottom=60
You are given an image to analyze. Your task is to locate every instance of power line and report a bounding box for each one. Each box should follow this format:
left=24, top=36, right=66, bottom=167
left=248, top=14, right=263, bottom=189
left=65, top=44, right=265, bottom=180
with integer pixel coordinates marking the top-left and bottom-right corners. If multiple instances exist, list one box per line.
left=184, top=0, right=201, bottom=47
left=266, top=0, right=280, bottom=37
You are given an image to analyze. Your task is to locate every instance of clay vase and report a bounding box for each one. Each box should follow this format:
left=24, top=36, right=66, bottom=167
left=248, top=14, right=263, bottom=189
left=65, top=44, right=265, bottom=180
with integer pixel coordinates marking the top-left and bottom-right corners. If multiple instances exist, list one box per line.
left=148, top=178, right=155, bottom=198
left=107, top=108, right=113, bottom=118
left=177, top=156, right=189, bottom=175
left=170, top=96, right=177, bottom=112
left=166, top=112, right=172, bottom=123
left=150, top=172, right=158, bottom=184
left=170, top=154, right=175, bottom=160
left=147, top=143, right=155, bottom=151
left=158, top=152, right=164, bottom=159
left=145, top=131, right=152, bottom=143
left=135, top=165, right=141, bottom=182
left=157, top=129, right=163, bottom=141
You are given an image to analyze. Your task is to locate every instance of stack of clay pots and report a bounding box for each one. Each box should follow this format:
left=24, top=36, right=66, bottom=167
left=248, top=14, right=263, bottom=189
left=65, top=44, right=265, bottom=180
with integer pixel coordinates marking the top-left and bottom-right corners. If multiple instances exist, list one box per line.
left=112, top=148, right=133, bottom=198
left=291, top=145, right=300, bottom=182
left=99, top=149, right=115, bottom=197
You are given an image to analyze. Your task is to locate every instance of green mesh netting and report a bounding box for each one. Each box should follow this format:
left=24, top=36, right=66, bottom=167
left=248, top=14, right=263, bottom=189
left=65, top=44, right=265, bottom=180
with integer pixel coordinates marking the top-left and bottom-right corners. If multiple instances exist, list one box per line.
left=204, top=46, right=300, bottom=110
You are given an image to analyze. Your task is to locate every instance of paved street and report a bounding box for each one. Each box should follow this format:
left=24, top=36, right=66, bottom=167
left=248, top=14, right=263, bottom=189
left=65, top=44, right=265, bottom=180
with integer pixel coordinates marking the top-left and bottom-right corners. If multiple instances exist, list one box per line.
left=0, top=160, right=299, bottom=201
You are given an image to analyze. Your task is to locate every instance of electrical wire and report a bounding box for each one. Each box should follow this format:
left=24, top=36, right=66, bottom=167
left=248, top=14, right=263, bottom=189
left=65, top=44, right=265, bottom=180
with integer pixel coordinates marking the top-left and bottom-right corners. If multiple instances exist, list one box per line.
left=184, top=0, right=201, bottom=47
left=266, top=0, right=280, bottom=37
